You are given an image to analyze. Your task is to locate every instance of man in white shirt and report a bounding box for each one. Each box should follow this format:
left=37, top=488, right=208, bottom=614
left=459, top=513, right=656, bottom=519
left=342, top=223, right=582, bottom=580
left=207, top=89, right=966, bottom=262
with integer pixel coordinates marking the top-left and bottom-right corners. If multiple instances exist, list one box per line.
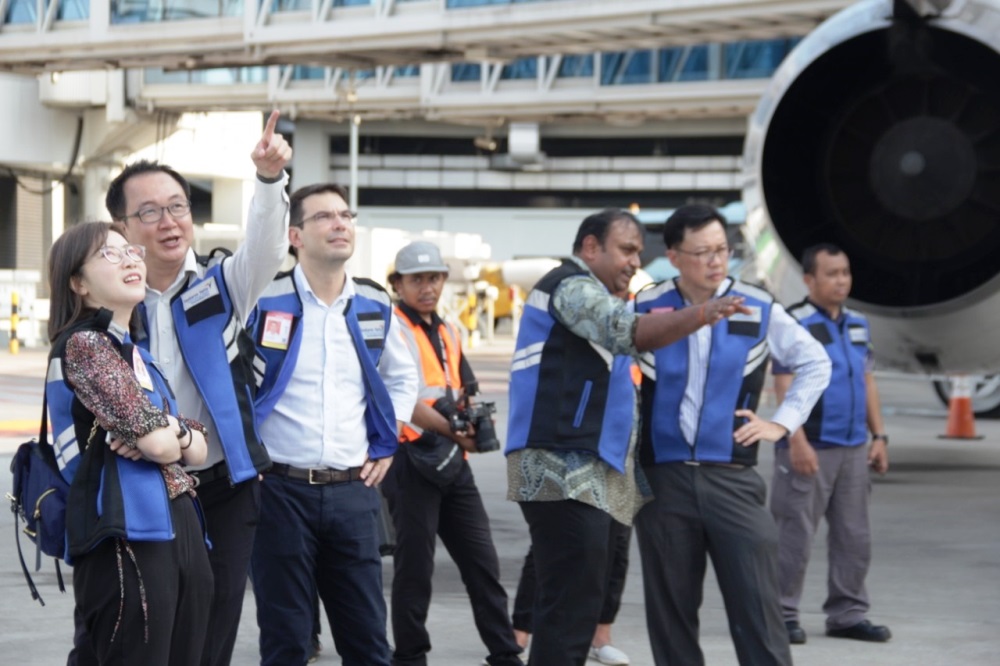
left=100, top=110, right=292, bottom=666
left=633, top=204, right=831, bottom=666
left=250, top=182, right=417, bottom=666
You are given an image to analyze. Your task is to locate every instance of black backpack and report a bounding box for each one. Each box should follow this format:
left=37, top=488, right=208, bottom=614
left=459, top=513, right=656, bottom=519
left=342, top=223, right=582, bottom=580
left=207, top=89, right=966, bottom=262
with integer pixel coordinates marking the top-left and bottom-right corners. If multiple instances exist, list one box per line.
left=8, top=392, right=71, bottom=605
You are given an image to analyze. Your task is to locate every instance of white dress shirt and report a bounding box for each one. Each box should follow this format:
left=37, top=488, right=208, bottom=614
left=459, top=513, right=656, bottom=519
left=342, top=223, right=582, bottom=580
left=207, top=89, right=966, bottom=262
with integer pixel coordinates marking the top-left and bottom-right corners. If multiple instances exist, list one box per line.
left=144, top=176, right=290, bottom=470
left=258, top=266, right=417, bottom=470
left=678, top=278, right=831, bottom=446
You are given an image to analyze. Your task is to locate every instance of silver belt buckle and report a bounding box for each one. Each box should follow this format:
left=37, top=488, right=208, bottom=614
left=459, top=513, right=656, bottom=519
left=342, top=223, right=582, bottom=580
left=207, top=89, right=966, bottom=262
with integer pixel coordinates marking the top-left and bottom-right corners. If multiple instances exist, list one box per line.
left=308, top=468, right=323, bottom=484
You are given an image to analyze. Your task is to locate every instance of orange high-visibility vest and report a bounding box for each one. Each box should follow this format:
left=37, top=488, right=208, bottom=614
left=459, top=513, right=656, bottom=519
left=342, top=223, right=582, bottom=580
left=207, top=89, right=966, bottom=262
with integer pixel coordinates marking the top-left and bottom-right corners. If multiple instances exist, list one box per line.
left=395, top=307, right=463, bottom=443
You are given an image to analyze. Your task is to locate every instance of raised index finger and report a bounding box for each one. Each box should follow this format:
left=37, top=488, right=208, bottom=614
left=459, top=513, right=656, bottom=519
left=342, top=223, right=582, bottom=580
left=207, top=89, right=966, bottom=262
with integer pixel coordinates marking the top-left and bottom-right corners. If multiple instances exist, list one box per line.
left=261, top=109, right=280, bottom=144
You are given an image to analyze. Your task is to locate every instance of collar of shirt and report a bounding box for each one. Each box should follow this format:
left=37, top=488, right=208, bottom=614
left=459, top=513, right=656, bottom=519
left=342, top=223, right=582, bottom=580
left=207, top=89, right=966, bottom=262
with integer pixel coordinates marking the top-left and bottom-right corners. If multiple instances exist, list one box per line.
left=293, top=263, right=355, bottom=310
left=806, top=298, right=844, bottom=323
left=396, top=300, right=443, bottom=333
left=567, top=254, right=605, bottom=287
left=147, top=249, right=199, bottom=299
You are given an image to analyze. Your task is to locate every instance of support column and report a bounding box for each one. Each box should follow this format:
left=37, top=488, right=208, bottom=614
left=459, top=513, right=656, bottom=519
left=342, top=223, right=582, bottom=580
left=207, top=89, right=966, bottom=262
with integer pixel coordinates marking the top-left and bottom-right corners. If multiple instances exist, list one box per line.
left=290, top=119, right=331, bottom=192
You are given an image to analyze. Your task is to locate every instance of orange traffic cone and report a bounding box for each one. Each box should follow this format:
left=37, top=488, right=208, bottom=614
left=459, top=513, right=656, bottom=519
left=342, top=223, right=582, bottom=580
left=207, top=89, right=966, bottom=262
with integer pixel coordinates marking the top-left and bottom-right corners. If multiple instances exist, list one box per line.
left=940, top=375, right=984, bottom=439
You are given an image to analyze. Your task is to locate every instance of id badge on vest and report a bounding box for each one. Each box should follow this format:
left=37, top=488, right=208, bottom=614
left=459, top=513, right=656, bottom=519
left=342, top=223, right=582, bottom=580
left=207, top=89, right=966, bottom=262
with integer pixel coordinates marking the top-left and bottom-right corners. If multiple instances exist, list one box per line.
left=358, top=312, right=386, bottom=350
left=132, top=347, right=155, bottom=392
left=180, top=276, right=225, bottom=324
left=261, top=311, right=293, bottom=350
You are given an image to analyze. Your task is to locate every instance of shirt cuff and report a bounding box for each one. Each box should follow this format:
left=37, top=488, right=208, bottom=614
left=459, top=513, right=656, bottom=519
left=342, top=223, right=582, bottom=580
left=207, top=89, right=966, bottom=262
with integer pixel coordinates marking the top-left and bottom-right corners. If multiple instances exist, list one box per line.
left=253, top=171, right=289, bottom=207
left=769, top=404, right=803, bottom=438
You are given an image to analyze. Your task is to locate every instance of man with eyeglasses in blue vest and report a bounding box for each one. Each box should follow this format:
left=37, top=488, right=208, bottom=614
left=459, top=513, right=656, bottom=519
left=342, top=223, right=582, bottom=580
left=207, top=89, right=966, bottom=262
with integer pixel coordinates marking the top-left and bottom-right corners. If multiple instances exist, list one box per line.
left=95, top=110, right=292, bottom=666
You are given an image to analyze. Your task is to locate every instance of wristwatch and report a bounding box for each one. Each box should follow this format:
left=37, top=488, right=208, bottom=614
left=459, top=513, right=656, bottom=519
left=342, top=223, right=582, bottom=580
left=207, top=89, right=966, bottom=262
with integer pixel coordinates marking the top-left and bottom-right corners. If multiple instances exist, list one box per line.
left=871, top=433, right=889, bottom=445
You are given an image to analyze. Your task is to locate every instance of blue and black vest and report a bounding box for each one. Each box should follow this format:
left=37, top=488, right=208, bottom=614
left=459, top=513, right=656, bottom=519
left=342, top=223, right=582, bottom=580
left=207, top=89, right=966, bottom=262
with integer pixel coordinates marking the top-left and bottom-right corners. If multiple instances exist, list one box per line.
left=134, top=250, right=270, bottom=484
left=636, top=279, right=773, bottom=466
left=250, top=271, right=398, bottom=460
left=505, top=260, right=634, bottom=473
left=48, top=309, right=176, bottom=562
left=785, top=300, right=870, bottom=447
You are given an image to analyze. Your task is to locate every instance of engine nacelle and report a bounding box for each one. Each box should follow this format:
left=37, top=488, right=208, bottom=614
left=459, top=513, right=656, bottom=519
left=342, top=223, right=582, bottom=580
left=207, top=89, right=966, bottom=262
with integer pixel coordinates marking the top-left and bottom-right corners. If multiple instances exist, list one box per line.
left=743, top=0, right=1000, bottom=373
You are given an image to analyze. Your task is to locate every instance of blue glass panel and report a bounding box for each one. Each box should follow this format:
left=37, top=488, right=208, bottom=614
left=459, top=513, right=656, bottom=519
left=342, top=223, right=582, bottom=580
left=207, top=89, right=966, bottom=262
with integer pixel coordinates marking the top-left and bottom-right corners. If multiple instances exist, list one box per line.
left=58, top=0, right=90, bottom=20
left=677, top=45, right=709, bottom=81
left=395, top=64, right=420, bottom=77
left=269, top=0, right=310, bottom=10
left=447, top=0, right=553, bottom=7
left=501, top=57, right=537, bottom=80
left=292, top=66, right=327, bottom=80
left=724, top=38, right=796, bottom=79
left=355, top=69, right=375, bottom=80
left=600, top=51, right=652, bottom=85
left=112, top=1, right=242, bottom=24
left=451, top=63, right=481, bottom=82
left=657, top=48, right=683, bottom=82
left=557, top=55, right=593, bottom=78
left=335, top=0, right=372, bottom=6
left=6, top=0, right=36, bottom=24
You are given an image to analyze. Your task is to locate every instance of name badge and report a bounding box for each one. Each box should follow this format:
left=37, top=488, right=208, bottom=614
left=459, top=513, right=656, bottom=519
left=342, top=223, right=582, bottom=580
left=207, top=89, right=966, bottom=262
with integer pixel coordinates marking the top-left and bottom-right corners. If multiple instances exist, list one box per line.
left=359, top=318, right=386, bottom=341
left=180, top=277, right=221, bottom=312
left=132, top=347, right=155, bottom=391
left=261, top=311, right=293, bottom=350
left=650, top=306, right=675, bottom=313
left=729, top=306, right=762, bottom=323
left=849, top=326, right=868, bottom=344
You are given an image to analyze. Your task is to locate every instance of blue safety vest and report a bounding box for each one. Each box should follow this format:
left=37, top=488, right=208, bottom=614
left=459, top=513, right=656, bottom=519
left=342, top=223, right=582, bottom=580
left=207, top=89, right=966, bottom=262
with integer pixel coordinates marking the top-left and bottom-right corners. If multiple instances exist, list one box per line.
left=134, top=251, right=270, bottom=484
left=48, top=309, right=176, bottom=561
left=785, top=300, right=870, bottom=447
left=635, top=279, right=773, bottom=466
left=505, top=260, right=634, bottom=473
left=251, top=271, right=398, bottom=460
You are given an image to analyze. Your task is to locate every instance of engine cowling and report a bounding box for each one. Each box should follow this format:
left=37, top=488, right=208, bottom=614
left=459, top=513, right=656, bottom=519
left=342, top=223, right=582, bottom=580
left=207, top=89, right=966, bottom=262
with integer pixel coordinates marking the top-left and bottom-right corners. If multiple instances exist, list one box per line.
left=742, top=0, right=1000, bottom=373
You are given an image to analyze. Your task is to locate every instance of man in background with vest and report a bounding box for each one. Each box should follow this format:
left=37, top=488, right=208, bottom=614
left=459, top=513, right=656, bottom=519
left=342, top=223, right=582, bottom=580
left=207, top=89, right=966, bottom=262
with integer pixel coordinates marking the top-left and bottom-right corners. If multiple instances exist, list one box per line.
left=506, top=208, right=750, bottom=666
left=249, top=182, right=417, bottom=665
left=104, top=110, right=291, bottom=666
left=633, top=204, right=831, bottom=666
left=770, top=243, right=891, bottom=646
left=383, top=240, right=523, bottom=666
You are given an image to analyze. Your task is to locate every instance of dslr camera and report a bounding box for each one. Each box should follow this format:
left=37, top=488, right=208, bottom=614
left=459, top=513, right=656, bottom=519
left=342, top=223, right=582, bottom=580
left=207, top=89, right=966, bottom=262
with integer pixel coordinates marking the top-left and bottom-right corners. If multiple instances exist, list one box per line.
left=432, top=383, right=500, bottom=453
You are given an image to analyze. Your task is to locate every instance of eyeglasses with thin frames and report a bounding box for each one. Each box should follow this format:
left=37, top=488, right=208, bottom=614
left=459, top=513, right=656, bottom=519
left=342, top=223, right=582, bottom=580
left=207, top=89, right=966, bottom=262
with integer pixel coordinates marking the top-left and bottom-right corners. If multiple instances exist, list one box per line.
left=301, top=210, right=358, bottom=225
left=673, top=246, right=733, bottom=264
left=97, top=244, right=146, bottom=265
left=125, top=201, right=192, bottom=225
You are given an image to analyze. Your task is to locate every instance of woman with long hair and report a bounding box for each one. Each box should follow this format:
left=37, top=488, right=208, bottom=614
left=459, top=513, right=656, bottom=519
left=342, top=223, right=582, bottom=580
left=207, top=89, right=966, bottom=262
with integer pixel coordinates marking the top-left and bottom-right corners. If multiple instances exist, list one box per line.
left=46, top=221, right=213, bottom=665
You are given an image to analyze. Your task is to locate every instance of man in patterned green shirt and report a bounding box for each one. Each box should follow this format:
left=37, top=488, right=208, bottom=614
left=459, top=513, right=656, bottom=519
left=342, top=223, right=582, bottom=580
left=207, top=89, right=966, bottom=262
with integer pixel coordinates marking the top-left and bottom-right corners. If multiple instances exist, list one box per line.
left=505, top=209, right=748, bottom=666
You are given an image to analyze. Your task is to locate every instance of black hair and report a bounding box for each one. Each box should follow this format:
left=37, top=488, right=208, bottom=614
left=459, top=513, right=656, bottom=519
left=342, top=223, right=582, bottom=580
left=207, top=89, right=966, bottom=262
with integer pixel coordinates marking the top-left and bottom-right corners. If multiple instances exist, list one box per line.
left=801, top=243, right=846, bottom=275
left=572, top=209, right=642, bottom=254
left=105, top=160, right=191, bottom=221
left=662, top=204, right=726, bottom=248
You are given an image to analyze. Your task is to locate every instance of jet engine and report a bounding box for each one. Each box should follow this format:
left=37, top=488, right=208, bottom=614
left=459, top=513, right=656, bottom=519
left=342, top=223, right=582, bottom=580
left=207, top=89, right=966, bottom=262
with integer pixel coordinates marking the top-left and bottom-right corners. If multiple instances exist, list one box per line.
left=742, top=0, right=1000, bottom=379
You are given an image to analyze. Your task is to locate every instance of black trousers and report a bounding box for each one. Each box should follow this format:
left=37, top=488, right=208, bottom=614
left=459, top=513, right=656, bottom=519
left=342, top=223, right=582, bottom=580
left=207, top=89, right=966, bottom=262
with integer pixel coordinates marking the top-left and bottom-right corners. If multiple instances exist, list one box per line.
left=72, top=495, right=214, bottom=666
left=512, top=520, right=631, bottom=632
left=519, top=500, right=613, bottom=666
left=635, top=463, right=792, bottom=666
left=196, top=474, right=260, bottom=666
left=382, top=448, right=521, bottom=666
left=251, top=472, right=390, bottom=666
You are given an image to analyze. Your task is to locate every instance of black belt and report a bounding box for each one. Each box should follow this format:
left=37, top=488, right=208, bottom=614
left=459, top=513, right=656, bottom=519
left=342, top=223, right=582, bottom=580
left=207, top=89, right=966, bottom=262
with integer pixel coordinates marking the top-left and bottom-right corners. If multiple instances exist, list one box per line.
left=682, top=460, right=748, bottom=470
left=268, top=462, right=363, bottom=485
left=188, top=461, right=230, bottom=488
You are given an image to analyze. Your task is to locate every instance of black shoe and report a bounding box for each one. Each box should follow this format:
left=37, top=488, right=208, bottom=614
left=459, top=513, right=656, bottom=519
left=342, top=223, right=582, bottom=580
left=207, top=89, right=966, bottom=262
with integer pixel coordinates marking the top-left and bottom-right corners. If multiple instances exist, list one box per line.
left=826, top=620, right=892, bottom=642
left=785, top=621, right=807, bottom=645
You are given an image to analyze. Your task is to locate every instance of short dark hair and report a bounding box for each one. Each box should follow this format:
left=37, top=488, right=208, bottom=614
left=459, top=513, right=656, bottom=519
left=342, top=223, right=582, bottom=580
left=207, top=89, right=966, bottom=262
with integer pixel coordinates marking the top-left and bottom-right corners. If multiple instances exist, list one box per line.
left=287, top=183, right=351, bottom=257
left=289, top=183, right=351, bottom=228
left=801, top=243, right=846, bottom=275
left=662, top=204, right=727, bottom=248
left=105, top=160, right=191, bottom=221
left=48, top=221, right=129, bottom=342
left=572, top=209, right=642, bottom=254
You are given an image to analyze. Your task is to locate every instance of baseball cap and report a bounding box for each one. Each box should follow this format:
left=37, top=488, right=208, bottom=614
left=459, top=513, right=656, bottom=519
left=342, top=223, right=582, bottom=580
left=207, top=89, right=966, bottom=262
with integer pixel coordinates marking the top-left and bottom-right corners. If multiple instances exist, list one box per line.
left=394, top=241, right=449, bottom=275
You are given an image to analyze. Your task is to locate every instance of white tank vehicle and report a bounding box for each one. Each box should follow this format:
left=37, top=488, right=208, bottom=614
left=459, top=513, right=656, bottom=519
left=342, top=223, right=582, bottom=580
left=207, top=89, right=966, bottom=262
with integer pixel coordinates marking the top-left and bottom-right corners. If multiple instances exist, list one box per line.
left=742, top=0, right=1000, bottom=415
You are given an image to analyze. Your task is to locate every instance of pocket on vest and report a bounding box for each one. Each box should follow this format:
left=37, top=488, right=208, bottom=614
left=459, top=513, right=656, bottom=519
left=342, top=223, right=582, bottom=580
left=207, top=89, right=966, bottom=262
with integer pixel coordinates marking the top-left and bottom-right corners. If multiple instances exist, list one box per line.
left=573, top=381, right=593, bottom=428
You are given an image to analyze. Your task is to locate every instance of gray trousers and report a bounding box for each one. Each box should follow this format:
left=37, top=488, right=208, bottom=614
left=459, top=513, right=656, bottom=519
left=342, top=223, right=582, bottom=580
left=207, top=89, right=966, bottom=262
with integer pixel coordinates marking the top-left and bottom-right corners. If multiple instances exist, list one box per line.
left=770, top=444, right=872, bottom=630
left=635, top=463, right=792, bottom=666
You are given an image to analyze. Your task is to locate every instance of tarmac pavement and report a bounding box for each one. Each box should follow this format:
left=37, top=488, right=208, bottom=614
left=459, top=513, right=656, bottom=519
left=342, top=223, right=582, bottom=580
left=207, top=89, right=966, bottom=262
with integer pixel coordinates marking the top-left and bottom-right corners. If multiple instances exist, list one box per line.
left=1, top=341, right=999, bottom=665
